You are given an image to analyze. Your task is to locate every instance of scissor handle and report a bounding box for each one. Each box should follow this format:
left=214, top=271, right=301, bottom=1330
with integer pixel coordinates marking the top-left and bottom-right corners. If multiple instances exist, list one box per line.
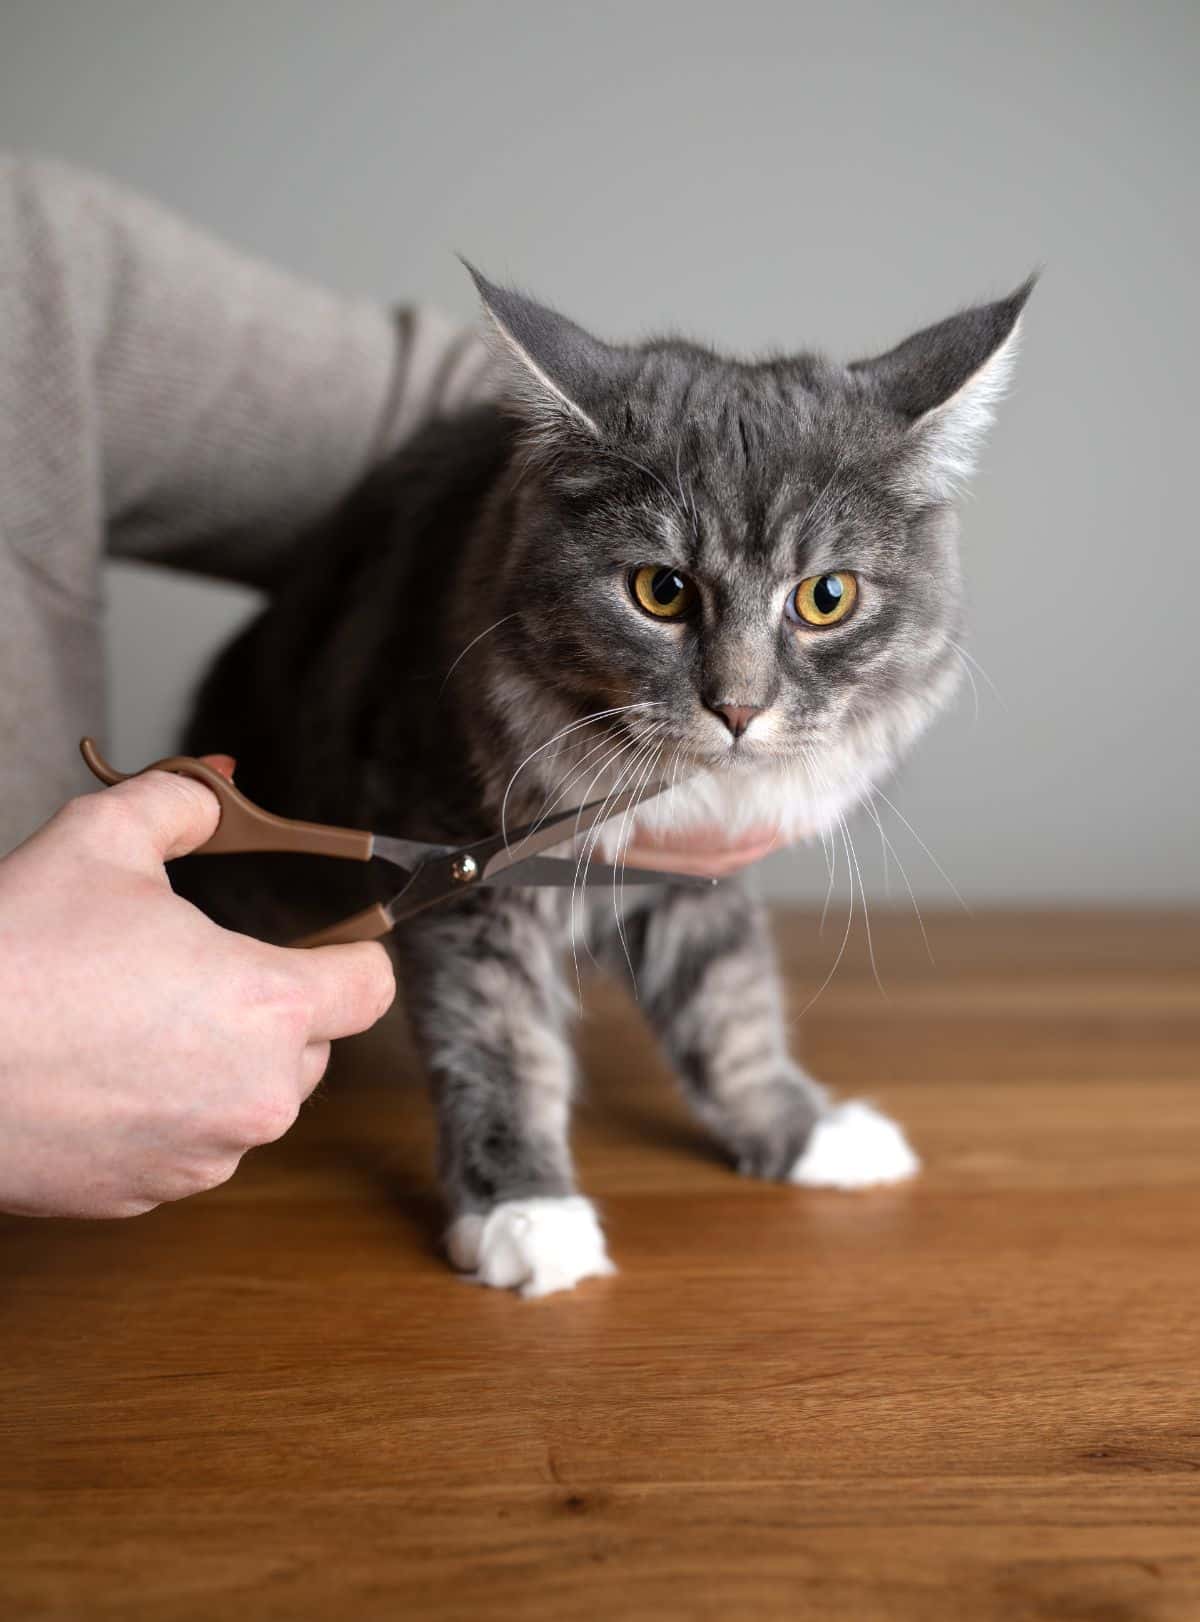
left=293, top=903, right=395, bottom=949
left=79, top=738, right=373, bottom=862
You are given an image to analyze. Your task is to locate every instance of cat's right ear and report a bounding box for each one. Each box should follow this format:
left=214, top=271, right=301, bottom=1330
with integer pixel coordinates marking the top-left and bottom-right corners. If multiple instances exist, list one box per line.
left=462, top=262, right=624, bottom=441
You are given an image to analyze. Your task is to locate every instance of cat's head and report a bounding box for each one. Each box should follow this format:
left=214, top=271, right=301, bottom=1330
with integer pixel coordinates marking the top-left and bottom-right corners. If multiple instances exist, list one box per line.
left=468, top=264, right=1032, bottom=837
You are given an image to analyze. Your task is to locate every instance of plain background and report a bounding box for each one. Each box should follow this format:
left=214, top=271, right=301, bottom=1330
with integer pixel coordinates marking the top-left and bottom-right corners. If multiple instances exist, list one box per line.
left=1, top=0, right=1196, bottom=907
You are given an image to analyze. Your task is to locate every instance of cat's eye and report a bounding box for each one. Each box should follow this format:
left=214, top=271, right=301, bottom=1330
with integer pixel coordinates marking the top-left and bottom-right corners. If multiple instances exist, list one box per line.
left=788, top=571, right=859, bottom=628
left=629, top=565, right=699, bottom=621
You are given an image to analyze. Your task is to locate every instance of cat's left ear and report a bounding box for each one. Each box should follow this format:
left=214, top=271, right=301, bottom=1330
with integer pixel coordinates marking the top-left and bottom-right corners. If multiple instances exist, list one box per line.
left=462, top=262, right=625, bottom=440
left=850, top=276, right=1036, bottom=496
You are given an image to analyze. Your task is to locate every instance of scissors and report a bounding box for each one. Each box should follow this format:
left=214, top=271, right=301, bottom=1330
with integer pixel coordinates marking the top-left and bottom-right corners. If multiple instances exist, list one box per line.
left=80, top=738, right=715, bottom=949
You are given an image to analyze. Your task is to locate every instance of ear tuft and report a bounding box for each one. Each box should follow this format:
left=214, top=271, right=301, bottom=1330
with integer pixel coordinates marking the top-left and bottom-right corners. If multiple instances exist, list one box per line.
left=852, top=275, right=1036, bottom=496
left=461, top=261, right=623, bottom=440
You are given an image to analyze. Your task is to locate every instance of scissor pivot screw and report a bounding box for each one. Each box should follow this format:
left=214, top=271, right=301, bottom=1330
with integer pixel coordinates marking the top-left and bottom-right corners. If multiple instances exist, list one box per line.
left=451, top=854, right=479, bottom=884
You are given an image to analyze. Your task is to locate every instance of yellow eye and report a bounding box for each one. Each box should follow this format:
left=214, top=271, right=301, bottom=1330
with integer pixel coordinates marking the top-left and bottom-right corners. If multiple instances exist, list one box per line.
left=789, top=571, right=858, bottom=628
left=629, top=565, right=699, bottom=620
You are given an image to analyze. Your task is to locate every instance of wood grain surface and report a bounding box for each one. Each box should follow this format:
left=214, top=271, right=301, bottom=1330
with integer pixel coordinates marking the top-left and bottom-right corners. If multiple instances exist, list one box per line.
left=2, top=909, right=1198, bottom=1621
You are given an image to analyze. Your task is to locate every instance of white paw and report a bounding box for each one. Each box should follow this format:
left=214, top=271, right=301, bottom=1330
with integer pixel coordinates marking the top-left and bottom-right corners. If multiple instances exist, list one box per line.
left=446, top=1196, right=616, bottom=1299
left=788, top=1101, right=920, bottom=1189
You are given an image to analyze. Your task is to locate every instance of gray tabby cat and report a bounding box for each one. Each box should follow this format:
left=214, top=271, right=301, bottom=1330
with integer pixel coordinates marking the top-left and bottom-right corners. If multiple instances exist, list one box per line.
left=181, top=266, right=1032, bottom=1297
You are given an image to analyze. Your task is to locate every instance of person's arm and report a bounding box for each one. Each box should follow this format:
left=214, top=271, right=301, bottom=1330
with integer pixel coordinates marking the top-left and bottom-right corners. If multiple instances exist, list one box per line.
left=0, top=767, right=395, bottom=1219
left=0, top=155, right=498, bottom=848
left=1, top=154, right=496, bottom=591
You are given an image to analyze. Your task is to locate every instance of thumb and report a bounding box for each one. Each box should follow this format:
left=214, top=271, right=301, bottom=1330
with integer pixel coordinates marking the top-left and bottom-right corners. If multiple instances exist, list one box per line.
left=98, top=768, right=223, bottom=867
left=275, top=939, right=397, bottom=1042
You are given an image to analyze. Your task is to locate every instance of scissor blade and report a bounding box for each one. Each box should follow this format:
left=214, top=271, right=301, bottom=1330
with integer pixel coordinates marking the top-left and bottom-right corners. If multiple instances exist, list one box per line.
left=382, top=845, right=719, bottom=929
left=482, top=856, right=718, bottom=890
left=371, top=833, right=454, bottom=872
left=476, top=780, right=674, bottom=882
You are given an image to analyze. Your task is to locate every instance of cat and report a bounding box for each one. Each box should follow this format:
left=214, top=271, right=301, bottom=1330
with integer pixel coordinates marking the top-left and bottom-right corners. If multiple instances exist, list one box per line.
left=180, top=264, right=1032, bottom=1297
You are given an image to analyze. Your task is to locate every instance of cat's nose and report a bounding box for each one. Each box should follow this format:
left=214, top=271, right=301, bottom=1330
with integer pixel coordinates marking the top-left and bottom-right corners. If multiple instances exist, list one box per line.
left=705, top=700, right=764, bottom=739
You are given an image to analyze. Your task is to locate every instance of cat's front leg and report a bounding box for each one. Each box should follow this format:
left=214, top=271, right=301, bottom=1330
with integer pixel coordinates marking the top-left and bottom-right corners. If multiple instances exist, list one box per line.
left=599, top=885, right=919, bottom=1188
left=397, top=893, right=615, bottom=1299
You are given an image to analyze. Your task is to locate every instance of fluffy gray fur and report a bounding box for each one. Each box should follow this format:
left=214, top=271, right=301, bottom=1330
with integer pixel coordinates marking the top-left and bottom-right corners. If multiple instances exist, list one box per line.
left=180, top=267, right=1032, bottom=1295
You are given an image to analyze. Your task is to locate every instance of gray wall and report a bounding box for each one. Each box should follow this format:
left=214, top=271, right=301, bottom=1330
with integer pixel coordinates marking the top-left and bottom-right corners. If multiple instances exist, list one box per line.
left=2, top=0, right=1196, bottom=905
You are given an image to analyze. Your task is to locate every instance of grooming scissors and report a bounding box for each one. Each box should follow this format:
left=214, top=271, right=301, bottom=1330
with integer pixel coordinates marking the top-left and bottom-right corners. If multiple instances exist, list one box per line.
left=80, top=739, right=714, bottom=948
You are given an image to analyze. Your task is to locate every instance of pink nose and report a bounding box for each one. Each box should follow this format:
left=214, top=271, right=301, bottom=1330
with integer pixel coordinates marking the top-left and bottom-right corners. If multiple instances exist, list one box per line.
left=708, top=702, right=764, bottom=739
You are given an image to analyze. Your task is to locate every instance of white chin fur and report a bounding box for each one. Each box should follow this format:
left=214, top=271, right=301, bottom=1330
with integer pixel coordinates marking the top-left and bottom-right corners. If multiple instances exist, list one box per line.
left=594, top=746, right=899, bottom=858
left=789, top=1101, right=920, bottom=1189
left=446, top=1196, right=616, bottom=1299
left=626, top=760, right=862, bottom=844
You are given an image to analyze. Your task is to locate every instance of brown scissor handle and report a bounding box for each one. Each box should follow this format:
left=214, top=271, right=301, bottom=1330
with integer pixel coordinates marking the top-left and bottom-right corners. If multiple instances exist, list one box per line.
left=79, top=738, right=373, bottom=862
left=293, top=903, right=395, bottom=949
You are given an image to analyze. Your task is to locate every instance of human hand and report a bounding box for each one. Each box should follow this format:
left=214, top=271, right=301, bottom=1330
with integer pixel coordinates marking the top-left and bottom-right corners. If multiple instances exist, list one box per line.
left=0, top=766, right=395, bottom=1218
left=622, top=823, right=787, bottom=879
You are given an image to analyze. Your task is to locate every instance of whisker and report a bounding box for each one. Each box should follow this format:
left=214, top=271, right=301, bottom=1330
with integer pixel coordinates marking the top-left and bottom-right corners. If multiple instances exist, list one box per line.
left=525, top=721, right=655, bottom=838
left=793, top=462, right=843, bottom=550
left=948, top=642, right=981, bottom=726
left=673, top=438, right=688, bottom=527
left=856, top=789, right=891, bottom=891
left=818, top=815, right=838, bottom=935
left=673, top=436, right=699, bottom=539
left=795, top=814, right=856, bottom=1020
left=569, top=730, right=663, bottom=1002
left=566, top=734, right=642, bottom=1008
left=668, top=736, right=689, bottom=799
left=840, top=810, right=886, bottom=999
left=864, top=793, right=935, bottom=966
left=872, top=785, right=971, bottom=914
left=611, top=731, right=668, bottom=986
left=946, top=636, right=1007, bottom=713
left=798, top=750, right=840, bottom=936
left=567, top=728, right=653, bottom=848
left=586, top=727, right=664, bottom=890
left=499, top=703, right=655, bottom=847
left=563, top=722, right=666, bottom=985
left=595, top=445, right=688, bottom=525
left=437, top=613, right=520, bottom=698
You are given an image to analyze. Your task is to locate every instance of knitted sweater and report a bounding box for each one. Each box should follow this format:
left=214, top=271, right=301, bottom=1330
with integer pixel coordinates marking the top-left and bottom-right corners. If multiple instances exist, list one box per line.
left=0, top=156, right=494, bottom=852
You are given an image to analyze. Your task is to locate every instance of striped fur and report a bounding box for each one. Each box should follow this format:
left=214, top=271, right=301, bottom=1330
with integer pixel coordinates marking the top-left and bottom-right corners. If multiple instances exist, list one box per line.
left=180, top=272, right=1030, bottom=1295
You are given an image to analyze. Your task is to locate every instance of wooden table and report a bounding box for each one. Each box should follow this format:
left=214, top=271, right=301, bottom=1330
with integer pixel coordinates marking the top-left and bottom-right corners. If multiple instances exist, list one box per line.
left=3, top=910, right=1199, bottom=1620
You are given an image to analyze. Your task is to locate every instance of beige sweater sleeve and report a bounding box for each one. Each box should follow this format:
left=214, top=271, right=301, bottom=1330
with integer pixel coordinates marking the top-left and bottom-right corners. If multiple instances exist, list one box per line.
left=0, top=155, right=495, bottom=850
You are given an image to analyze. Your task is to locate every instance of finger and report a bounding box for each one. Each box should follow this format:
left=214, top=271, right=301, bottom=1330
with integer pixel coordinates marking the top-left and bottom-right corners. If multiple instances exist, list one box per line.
left=198, top=754, right=237, bottom=781
left=299, top=1040, right=332, bottom=1098
left=91, top=770, right=222, bottom=867
left=624, top=831, right=785, bottom=878
left=282, top=940, right=397, bottom=1042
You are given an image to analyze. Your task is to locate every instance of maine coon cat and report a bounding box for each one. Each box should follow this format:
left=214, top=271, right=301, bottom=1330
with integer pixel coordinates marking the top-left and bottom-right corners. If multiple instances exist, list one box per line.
left=181, top=266, right=1032, bottom=1297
